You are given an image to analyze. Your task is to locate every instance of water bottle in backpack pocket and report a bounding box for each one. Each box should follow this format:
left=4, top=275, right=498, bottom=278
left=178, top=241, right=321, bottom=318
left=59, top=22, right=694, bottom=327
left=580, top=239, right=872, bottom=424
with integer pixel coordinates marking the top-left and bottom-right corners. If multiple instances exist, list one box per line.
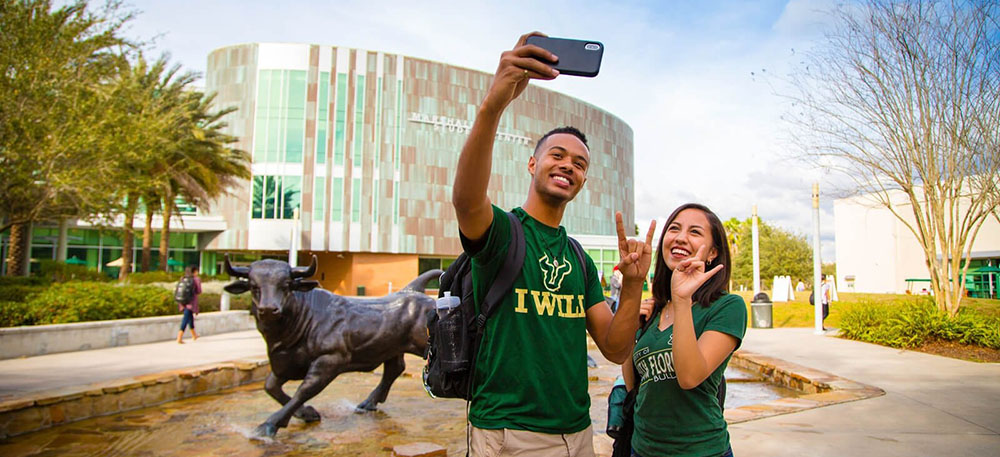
left=435, top=292, right=468, bottom=372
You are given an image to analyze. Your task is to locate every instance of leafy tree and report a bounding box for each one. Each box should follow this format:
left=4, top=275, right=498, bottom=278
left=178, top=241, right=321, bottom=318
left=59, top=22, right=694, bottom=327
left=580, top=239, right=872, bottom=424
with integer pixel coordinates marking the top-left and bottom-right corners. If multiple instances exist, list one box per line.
left=731, top=219, right=813, bottom=291
left=782, top=0, right=1000, bottom=316
left=723, top=217, right=749, bottom=291
left=0, top=0, right=133, bottom=276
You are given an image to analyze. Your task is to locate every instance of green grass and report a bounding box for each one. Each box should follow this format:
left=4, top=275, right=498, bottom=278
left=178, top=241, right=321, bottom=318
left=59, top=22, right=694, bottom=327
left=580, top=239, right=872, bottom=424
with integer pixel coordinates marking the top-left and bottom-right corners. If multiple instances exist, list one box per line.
left=733, top=291, right=1000, bottom=328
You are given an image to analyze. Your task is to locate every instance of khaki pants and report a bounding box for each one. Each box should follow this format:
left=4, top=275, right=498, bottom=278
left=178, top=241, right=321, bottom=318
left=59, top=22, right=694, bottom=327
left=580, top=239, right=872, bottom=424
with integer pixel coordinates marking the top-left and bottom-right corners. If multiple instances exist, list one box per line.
left=470, top=424, right=595, bottom=457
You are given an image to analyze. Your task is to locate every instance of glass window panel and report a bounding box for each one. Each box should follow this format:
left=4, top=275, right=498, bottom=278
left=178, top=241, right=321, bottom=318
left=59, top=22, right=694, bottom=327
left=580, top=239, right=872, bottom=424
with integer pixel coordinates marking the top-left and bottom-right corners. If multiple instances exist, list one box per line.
left=586, top=249, right=601, bottom=260
left=395, top=79, right=402, bottom=170
left=318, top=72, right=330, bottom=118
left=317, top=72, right=329, bottom=164
left=252, top=176, right=264, bottom=219
left=373, top=181, right=378, bottom=219
left=285, top=120, right=304, bottom=163
left=287, top=71, right=306, bottom=110
left=313, top=177, right=326, bottom=221
left=101, top=232, right=123, bottom=247
left=334, top=74, right=348, bottom=166
left=332, top=177, right=344, bottom=222
left=264, top=176, right=277, bottom=219
left=316, top=130, right=326, bottom=164
left=352, top=178, right=361, bottom=222
left=418, top=258, right=441, bottom=289
left=31, top=246, right=54, bottom=261
left=282, top=176, right=301, bottom=219
left=168, top=232, right=186, bottom=249
left=393, top=181, right=399, bottom=224
left=603, top=265, right=615, bottom=283
left=67, top=229, right=88, bottom=246
left=353, top=74, right=365, bottom=164
left=603, top=249, right=616, bottom=262
left=267, top=119, right=280, bottom=163
left=269, top=70, right=282, bottom=107
left=253, top=117, right=267, bottom=162
left=67, top=247, right=90, bottom=266
left=374, top=76, right=382, bottom=163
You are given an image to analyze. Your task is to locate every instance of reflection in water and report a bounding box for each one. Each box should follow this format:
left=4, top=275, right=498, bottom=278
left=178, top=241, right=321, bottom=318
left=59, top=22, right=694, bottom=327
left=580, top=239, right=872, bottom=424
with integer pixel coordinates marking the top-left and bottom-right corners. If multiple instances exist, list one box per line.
left=0, top=354, right=793, bottom=456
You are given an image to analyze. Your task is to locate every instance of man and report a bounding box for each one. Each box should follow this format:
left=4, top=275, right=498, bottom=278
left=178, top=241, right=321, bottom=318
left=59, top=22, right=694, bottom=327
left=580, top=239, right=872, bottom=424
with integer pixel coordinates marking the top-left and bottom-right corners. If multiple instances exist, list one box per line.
left=452, top=32, right=650, bottom=456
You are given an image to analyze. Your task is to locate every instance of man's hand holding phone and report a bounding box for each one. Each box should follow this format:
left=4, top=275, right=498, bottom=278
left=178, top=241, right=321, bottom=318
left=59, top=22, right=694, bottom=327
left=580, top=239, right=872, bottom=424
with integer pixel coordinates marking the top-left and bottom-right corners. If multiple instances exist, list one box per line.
left=481, top=32, right=559, bottom=115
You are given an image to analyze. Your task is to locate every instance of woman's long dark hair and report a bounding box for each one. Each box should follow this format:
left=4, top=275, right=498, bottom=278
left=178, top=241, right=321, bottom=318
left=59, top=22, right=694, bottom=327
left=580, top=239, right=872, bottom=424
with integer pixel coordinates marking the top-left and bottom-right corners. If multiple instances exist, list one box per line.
left=650, top=203, right=731, bottom=310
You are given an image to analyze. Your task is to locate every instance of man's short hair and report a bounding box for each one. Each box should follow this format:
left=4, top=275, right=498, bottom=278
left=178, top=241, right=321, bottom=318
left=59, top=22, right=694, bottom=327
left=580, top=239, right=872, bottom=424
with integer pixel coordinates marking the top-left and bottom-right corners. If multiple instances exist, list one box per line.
left=534, top=126, right=588, bottom=156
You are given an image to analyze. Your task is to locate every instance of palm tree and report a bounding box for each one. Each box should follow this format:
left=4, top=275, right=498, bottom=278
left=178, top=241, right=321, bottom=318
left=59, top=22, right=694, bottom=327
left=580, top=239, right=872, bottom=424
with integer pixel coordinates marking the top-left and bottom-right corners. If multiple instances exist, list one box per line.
left=155, top=91, right=250, bottom=271
left=103, top=55, right=197, bottom=280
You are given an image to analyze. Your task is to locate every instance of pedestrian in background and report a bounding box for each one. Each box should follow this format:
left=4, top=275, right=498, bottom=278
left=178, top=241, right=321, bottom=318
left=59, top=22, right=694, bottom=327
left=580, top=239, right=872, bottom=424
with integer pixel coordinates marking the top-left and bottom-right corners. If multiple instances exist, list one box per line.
left=176, top=266, right=202, bottom=343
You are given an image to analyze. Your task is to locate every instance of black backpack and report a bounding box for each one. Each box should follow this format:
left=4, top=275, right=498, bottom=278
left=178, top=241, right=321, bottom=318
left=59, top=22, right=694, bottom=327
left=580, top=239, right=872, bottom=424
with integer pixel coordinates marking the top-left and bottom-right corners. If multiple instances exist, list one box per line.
left=174, top=276, right=195, bottom=305
left=423, top=211, right=589, bottom=400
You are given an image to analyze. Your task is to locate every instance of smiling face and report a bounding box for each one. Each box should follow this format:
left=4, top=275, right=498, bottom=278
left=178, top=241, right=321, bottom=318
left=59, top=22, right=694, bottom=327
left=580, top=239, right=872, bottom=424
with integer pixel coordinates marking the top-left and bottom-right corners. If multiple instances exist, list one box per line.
left=660, top=208, right=718, bottom=271
left=527, top=133, right=590, bottom=205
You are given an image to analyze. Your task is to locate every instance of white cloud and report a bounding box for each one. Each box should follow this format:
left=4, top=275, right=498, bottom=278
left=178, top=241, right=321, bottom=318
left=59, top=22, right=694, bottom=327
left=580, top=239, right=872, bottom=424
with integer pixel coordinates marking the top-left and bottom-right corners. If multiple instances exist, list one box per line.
left=126, top=0, right=840, bottom=260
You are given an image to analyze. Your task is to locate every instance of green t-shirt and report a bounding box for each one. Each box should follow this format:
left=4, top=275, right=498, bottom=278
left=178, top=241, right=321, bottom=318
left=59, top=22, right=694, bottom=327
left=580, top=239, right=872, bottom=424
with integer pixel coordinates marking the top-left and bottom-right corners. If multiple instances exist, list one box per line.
left=461, top=205, right=604, bottom=434
left=631, top=293, right=747, bottom=457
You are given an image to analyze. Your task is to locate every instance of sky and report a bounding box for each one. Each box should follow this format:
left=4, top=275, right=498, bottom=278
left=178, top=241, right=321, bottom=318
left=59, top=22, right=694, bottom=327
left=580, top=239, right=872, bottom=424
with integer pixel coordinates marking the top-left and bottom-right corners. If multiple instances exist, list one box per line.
left=122, top=0, right=842, bottom=261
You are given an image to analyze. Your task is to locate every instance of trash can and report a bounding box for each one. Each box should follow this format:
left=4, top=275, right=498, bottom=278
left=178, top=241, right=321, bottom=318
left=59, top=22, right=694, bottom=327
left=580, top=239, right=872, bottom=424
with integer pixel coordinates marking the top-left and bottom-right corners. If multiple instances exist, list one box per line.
left=356, top=285, right=366, bottom=296
left=751, top=294, right=773, bottom=329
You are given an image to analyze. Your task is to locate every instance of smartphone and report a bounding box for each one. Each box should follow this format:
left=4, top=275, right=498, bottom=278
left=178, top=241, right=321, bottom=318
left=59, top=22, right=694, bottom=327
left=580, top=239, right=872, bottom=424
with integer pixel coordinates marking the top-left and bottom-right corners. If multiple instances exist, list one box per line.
left=525, top=36, right=604, bottom=77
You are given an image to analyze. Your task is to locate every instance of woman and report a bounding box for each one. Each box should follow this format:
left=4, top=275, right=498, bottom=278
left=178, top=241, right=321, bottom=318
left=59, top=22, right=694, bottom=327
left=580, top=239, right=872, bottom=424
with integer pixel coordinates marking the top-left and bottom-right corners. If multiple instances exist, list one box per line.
left=176, top=266, right=201, bottom=344
left=618, top=203, right=747, bottom=457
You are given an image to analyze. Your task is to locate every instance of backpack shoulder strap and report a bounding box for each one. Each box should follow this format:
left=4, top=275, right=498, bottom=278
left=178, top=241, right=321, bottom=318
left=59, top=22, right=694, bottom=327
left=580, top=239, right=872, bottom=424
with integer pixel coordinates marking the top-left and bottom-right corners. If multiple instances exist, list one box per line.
left=567, top=236, right=588, bottom=286
left=475, top=211, right=525, bottom=328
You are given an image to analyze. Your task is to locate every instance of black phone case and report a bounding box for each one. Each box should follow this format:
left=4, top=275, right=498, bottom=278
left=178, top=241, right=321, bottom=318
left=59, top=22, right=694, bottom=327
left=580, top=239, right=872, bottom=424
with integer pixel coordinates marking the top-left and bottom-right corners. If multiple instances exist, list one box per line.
left=525, top=36, right=604, bottom=77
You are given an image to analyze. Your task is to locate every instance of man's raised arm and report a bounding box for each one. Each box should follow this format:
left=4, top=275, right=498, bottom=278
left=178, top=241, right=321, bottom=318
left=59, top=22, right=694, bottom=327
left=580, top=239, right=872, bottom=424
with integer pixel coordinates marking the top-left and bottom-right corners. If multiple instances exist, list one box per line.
left=452, top=32, right=558, bottom=242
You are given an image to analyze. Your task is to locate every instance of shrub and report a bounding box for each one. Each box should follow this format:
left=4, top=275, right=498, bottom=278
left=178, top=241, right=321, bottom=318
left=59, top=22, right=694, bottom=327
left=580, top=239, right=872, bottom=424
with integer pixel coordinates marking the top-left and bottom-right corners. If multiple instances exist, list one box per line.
left=197, top=293, right=253, bottom=312
left=0, top=276, right=50, bottom=287
left=0, top=284, right=46, bottom=302
left=23, top=282, right=175, bottom=325
left=0, top=301, right=38, bottom=327
left=125, top=271, right=184, bottom=284
left=840, top=299, right=1000, bottom=349
left=38, top=260, right=110, bottom=283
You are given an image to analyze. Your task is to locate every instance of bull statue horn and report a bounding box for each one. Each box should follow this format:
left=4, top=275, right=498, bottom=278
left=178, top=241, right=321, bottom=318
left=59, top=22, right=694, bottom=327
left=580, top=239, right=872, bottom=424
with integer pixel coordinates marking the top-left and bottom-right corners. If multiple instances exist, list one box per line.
left=224, top=255, right=250, bottom=278
left=291, top=255, right=318, bottom=279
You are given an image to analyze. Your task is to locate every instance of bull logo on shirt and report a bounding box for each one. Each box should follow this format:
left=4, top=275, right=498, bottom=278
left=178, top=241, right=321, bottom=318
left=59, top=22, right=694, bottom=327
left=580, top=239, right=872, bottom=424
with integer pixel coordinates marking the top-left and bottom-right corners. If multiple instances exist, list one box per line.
left=539, top=253, right=572, bottom=292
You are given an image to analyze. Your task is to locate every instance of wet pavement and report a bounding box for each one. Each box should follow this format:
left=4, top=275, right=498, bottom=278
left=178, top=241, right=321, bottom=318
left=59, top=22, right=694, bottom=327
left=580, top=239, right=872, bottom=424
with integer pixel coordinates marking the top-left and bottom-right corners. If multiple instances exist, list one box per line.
left=0, top=347, right=790, bottom=456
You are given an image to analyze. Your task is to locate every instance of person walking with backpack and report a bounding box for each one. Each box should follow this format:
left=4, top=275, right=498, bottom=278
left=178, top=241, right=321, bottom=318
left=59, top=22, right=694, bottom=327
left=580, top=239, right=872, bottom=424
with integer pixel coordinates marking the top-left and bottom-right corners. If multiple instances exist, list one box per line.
left=451, top=32, right=655, bottom=457
left=176, top=266, right=201, bottom=344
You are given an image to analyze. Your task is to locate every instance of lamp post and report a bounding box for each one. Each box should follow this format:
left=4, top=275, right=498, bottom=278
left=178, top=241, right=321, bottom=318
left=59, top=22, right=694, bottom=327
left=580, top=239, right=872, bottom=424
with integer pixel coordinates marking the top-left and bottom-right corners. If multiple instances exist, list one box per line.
left=752, top=205, right=760, bottom=297
left=812, top=183, right=823, bottom=334
left=289, top=208, right=300, bottom=267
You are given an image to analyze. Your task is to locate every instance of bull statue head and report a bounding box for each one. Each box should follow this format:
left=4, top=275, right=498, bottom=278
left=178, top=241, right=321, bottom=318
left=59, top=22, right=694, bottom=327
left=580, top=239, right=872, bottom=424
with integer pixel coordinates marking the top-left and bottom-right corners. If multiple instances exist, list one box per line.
left=223, top=255, right=320, bottom=321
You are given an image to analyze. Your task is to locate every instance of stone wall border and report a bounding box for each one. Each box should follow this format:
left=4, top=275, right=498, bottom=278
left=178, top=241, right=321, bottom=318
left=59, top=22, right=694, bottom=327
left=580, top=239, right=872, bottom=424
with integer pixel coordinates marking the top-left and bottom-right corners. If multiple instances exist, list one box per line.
left=0, top=356, right=269, bottom=439
left=0, top=311, right=255, bottom=359
left=724, top=350, right=885, bottom=423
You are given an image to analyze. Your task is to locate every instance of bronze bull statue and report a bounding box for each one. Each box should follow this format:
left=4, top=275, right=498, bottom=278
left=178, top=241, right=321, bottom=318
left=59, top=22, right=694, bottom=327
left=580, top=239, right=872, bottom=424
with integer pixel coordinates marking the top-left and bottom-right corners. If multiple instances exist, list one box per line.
left=224, top=255, right=441, bottom=438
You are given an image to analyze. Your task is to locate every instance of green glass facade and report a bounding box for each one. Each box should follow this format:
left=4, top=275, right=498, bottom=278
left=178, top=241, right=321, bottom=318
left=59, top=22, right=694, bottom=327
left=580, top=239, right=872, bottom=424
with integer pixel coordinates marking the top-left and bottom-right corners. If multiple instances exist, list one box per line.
left=204, top=43, right=634, bottom=259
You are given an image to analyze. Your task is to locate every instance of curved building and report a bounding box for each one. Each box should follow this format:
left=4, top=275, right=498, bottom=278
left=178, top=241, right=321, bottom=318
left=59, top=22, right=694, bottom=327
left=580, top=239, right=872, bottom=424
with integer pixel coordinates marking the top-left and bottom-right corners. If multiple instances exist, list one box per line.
left=204, top=43, right=634, bottom=295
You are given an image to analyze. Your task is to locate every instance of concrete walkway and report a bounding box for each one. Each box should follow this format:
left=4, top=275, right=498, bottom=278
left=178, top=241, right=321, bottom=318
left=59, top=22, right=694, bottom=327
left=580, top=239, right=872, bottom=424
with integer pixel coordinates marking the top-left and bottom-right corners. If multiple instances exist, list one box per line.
left=1, top=328, right=998, bottom=455
left=0, top=330, right=265, bottom=398
left=731, top=328, right=1000, bottom=457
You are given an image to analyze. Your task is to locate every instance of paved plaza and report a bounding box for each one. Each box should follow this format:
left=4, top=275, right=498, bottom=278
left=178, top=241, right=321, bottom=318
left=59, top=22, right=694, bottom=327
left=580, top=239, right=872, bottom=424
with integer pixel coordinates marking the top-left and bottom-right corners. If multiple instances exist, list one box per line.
left=1, top=328, right=997, bottom=456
